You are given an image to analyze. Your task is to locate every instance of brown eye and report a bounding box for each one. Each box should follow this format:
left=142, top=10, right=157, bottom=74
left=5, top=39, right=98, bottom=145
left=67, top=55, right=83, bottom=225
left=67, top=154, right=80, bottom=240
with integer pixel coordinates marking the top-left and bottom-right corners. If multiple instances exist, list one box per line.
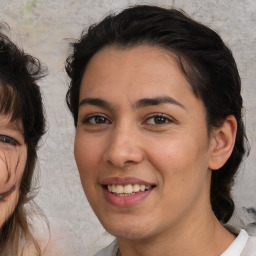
left=83, top=115, right=111, bottom=125
left=145, top=115, right=173, bottom=125
left=94, top=116, right=108, bottom=124
left=154, top=116, right=168, bottom=124
left=0, top=135, right=18, bottom=145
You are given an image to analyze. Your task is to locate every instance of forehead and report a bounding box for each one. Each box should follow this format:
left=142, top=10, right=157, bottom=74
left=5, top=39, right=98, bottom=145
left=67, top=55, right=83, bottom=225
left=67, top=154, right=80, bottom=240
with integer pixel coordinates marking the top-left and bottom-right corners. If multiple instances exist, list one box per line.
left=0, top=85, right=24, bottom=132
left=0, top=114, right=23, bottom=133
left=80, top=45, right=194, bottom=100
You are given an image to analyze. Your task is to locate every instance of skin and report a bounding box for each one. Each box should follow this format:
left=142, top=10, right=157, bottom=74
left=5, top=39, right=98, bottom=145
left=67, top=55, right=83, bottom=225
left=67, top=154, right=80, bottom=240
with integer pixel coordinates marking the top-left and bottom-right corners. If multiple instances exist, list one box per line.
left=75, top=45, right=237, bottom=256
left=0, top=114, right=27, bottom=227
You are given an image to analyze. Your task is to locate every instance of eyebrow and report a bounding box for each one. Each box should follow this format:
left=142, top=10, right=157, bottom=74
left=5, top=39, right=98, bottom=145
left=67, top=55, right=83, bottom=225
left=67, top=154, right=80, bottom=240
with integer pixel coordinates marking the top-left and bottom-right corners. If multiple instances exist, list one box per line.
left=79, top=96, right=185, bottom=110
left=79, top=98, right=111, bottom=109
left=0, top=120, right=23, bottom=133
left=134, top=96, right=185, bottom=109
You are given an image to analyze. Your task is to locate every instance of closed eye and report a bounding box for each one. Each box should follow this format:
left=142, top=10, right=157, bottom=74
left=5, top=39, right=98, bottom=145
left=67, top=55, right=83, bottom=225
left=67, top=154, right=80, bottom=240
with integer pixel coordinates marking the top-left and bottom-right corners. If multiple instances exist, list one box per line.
left=144, top=114, right=173, bottom=125
left=0, top=185, right=16, bottom=200
left=0, top=134, right=18, bottom=145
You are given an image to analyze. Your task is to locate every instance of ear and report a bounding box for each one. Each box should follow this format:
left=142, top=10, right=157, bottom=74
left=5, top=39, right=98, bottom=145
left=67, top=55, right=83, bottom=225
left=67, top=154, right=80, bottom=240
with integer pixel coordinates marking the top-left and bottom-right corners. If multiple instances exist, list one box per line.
left=208, top=115, right=237, bottom=170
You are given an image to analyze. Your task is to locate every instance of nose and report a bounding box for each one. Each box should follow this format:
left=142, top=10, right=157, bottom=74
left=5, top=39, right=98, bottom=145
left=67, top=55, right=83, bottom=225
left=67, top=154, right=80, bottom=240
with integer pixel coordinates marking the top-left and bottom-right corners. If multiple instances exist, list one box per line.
left=103, top=126, right=144, bottom=167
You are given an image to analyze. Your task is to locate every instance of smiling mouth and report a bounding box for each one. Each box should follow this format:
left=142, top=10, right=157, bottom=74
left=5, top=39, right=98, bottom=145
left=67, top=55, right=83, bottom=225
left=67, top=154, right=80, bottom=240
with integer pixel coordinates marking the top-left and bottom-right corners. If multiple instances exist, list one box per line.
left=106, top=184, right=154, bottom=196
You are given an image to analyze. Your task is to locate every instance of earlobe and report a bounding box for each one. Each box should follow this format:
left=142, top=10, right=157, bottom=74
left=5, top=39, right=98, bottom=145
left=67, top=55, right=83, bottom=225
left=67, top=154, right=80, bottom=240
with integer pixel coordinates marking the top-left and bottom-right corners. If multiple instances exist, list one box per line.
left=208, top=115, right=237, bottom=170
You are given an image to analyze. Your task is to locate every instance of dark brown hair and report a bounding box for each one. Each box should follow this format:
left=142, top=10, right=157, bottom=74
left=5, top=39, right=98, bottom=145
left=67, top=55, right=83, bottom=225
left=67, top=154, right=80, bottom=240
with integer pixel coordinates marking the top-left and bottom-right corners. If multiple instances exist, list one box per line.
left=0, top=26, right=46, bottom=255
left=65, top=5, right=248, bottom=223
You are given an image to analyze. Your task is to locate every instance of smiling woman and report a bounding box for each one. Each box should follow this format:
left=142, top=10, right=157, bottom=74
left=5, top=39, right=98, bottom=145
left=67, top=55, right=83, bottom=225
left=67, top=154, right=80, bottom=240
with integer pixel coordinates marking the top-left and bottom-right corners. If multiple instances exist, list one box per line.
left=0, top=26, right=46, bottom=256
left=65, top=5, right=255, bottom=256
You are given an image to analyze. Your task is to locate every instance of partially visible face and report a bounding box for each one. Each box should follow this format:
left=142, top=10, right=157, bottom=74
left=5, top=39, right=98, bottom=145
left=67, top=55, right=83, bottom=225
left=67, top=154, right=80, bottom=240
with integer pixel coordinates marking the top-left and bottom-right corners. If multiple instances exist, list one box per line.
left=0, top=114, right=27, bottom=227
left=75, top=45, right=215, bottom=241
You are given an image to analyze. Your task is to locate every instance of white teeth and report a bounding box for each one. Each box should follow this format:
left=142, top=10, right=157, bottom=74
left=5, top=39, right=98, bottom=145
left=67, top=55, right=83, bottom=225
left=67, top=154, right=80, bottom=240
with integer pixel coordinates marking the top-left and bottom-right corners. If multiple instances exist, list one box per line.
left=112, top=185, right=116, bottom=193
left=124, top=184, right=133, bottom=193
left=133, top=184, right=140, bottom=192
left=116, top=185, right=124, bottom=193
left=107, top=184, right=152, bottom=194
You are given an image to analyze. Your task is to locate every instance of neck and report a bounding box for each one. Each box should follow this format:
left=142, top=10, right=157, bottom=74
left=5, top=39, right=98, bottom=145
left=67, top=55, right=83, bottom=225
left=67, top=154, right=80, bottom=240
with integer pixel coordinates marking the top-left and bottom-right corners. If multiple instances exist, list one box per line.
left=117, top=210, right=235, bottom=256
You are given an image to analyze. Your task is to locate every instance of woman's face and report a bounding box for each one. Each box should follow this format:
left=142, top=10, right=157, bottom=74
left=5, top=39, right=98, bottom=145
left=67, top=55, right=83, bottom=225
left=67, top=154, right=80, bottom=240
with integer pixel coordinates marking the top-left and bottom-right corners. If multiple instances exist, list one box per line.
left=75, top=45, right=216, bottom=240
left=0, top=114, right=27, bottom=227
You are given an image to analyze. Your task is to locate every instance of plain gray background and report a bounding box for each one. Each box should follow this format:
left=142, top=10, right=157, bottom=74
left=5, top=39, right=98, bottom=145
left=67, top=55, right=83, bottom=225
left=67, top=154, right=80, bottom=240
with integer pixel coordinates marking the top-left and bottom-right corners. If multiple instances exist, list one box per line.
left=0, top=0, right=255, bottom=255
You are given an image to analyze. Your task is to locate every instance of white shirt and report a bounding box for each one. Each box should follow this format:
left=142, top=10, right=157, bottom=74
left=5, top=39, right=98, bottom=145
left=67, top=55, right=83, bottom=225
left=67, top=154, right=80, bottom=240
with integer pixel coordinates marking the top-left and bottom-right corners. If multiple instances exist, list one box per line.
left=94, top=229, right=256, bottom=256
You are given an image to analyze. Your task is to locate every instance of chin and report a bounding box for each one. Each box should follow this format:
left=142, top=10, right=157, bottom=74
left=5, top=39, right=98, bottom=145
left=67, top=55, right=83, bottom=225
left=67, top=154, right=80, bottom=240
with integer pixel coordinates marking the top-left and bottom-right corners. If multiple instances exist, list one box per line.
left=110, top=228, right=150, bottom=240
left=102, top=217, right=155, bottom=241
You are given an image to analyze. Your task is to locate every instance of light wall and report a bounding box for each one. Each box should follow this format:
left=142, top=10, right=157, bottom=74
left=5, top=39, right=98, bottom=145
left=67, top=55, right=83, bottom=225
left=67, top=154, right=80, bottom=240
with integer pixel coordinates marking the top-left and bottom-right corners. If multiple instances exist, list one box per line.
left=0, top=0, right=255, bottom=255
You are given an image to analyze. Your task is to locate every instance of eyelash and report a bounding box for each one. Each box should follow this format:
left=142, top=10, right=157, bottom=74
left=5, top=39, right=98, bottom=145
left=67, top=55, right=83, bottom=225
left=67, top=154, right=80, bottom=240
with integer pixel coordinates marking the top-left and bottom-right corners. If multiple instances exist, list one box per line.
left=82, top=115, right=111, bottom=125
left=0, top=185, right=16, bottom=201
left=144, top=114, right=173, bottom=125
left=82, top=113, right=173, bottom=126
left=0, top=134, right=18, bottom=146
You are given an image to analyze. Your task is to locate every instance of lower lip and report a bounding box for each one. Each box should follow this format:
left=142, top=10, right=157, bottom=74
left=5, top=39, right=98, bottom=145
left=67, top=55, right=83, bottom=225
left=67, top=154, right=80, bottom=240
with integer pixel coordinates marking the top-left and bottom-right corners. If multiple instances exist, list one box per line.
left=103, top=186, right=154, bottom=207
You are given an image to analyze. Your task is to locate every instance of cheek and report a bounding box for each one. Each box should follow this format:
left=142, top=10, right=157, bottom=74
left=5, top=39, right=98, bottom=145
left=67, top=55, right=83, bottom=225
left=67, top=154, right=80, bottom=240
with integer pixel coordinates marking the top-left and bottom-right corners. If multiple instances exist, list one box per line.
left=74, top=136, right=101, bottom=186
left=0, top=190, right=19, bottom=226
left=146, top=137, right=211, bottom=221
left=74, top=137, right=104, bottom=210
left=0, top=148, right=26, bottom=192
left=0, top=147, right=27, bottom=227
left=146, top=134, right=210, bottom=188
left=0, top=158, right=9, bottom=189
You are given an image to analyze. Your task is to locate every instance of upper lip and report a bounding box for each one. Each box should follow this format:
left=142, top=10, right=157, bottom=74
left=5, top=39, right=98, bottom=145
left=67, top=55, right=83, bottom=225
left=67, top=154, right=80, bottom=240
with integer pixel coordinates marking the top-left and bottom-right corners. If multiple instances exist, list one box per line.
left=101, top=177, right=155, bottom=186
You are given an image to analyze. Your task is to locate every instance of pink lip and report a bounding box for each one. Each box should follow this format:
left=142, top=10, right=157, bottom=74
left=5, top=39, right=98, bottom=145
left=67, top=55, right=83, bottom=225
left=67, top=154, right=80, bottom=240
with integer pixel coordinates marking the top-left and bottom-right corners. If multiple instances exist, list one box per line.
left=101, top=176, right=154, bottom=186
left=103, top=188, right=153, bottom=207
left=101, top=177, right=155, bottom=208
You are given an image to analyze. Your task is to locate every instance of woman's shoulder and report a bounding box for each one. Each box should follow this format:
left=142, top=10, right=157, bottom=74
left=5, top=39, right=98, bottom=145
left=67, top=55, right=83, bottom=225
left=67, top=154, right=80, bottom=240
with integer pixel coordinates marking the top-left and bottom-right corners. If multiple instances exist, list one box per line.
left=93, top=240, right=118, bottom=256
left=220, top=229, right=256, bottom=256
left=241, top=234, right=256, bottom=256
left=93, top=230, right=256, bottom=256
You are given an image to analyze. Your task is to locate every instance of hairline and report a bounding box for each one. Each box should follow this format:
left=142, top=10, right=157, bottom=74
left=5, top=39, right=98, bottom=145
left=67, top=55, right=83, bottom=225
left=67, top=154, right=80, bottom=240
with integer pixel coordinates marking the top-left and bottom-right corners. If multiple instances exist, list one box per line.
left=77, top=41, right=212, bottom=131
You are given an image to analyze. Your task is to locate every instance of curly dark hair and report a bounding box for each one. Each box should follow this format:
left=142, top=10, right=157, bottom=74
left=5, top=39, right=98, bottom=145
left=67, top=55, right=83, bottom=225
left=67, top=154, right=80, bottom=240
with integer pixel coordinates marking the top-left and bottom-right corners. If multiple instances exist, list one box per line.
left=65, top=5, right=248, bottom=223
left=0, top=25, right=46, bottom=255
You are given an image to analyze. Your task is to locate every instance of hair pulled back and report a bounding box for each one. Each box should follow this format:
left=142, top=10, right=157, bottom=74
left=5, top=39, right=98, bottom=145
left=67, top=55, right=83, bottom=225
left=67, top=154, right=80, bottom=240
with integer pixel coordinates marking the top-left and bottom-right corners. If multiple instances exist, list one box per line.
left=66, top=5, right=248, bottom=223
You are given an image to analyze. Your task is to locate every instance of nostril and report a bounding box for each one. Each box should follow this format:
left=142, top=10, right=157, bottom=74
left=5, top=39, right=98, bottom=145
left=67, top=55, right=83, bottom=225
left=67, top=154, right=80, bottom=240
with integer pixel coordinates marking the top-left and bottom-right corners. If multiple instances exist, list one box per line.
left=124, top=160, right=136, bottom=165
